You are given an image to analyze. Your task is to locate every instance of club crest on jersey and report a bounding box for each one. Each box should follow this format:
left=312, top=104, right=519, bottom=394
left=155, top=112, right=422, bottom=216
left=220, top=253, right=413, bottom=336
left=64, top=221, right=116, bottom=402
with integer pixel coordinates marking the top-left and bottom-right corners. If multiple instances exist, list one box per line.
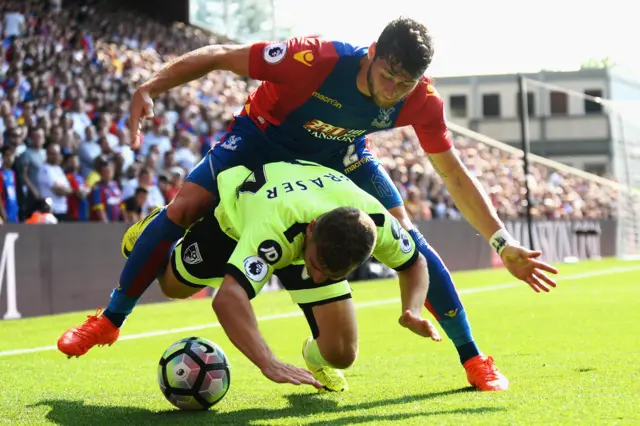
left=264, top=43, right=287, bottom=64
left=183, top=243, right=203, bottom=265
left=244, top=256, right=269, bottom=282
left=221, top=134, right=240, bottom=151
left=371, top=107, right=395, bottom=129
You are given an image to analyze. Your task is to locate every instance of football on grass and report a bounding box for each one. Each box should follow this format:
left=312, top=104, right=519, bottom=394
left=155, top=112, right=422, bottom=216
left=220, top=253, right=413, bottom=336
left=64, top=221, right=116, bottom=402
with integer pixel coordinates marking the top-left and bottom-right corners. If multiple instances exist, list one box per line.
left=158, top=336, right=231, bottom=410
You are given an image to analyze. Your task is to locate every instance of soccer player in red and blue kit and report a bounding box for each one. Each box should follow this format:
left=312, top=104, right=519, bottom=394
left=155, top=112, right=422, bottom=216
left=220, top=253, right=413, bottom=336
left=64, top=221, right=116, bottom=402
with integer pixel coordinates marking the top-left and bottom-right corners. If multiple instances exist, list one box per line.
left=58, top=17, right=558, bottom=391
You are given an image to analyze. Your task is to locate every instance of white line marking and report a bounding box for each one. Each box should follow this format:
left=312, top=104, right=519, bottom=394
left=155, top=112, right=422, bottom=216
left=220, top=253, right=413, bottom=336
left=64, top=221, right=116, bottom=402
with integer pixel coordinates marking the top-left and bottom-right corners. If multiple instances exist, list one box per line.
left=1, top=264, right=638, bottom=358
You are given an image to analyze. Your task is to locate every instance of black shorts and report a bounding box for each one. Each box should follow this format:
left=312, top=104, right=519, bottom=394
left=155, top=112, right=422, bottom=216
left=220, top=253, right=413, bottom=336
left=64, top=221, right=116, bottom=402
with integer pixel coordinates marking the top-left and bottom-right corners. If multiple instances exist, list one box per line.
left=170, top=214, right=352, bottom=304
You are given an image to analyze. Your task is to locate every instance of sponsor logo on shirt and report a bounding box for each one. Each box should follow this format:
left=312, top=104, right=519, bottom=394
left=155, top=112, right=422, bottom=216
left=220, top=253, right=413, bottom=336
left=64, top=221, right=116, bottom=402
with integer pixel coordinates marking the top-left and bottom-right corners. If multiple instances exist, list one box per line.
left=303, top=119, right=366, bottom=142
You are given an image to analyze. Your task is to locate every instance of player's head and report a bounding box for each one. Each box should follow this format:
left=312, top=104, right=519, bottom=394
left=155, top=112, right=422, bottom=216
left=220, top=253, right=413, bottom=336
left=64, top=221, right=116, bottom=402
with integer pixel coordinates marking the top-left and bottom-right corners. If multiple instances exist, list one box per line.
left=366, top=16, right=434, bottom=108
left=304, top=207, right=377, bottom=284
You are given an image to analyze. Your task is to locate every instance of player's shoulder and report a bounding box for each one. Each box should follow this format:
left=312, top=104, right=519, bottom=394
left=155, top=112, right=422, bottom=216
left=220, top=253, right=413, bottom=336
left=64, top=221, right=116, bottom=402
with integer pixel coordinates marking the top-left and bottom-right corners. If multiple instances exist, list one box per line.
left=407, top=76, right=442, bottom=105
left=260, top=36, right=338, bottom=66
left=398, top=75, right=444, bottom=124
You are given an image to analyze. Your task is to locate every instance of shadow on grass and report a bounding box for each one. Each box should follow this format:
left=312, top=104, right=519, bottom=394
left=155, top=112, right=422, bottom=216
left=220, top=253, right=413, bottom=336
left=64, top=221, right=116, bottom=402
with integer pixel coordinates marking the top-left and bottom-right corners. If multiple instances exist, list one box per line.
left=29, top=387, right=505, bottom=425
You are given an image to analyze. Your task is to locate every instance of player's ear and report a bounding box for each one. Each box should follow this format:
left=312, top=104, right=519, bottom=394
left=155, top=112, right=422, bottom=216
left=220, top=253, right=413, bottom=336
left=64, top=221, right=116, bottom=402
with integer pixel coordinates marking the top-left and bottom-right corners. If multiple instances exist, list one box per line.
left=306, top=220, right=316, bottom=238
left=368, top=42, right=376, bottom=59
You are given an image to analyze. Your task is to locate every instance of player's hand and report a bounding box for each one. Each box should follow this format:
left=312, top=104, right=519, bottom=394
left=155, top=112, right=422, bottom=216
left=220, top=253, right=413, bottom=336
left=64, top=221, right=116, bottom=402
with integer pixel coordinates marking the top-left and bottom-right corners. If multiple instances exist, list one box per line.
left=500, top=245, right=559, bottom=293
left=398, top=310, right=442, bottom=341
left=260, top=359, right=323, bottom=389
left=128, top=87, right=154, bottom=150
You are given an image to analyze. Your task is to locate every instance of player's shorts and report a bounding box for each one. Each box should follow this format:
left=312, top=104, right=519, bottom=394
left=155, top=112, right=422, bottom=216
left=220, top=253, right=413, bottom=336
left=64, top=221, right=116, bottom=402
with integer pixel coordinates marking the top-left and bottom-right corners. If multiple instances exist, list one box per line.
left=185, top=116, right=404, bottom=210
left=170, top=214, right=352, bottom=307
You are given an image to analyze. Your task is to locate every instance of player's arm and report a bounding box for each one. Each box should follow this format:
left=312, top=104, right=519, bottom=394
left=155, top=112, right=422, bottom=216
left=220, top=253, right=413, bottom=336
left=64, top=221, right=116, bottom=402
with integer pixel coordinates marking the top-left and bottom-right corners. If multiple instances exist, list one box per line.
left=129, top=37, right=332, bottom=146
left=415, top=96, right=558, bottom=292
left=371, top=214, right=441, bottom=340
left=428, top=148, right=504, bottom=241
left=212, top=274, right=319, bottom=387
left=141, top=44, right=251, bottom=99
left=213, top=230, right=322, bottom=388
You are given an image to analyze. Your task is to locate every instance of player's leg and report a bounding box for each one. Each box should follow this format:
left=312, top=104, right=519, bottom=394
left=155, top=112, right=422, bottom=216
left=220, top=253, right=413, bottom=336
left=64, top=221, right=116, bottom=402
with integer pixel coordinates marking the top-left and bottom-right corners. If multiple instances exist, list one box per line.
left=334, top=142, right=508, bottom=391
left=56, top=175, right=215, bottom=357
left=57, top=127, right=253, bottom=358
left=156, top=241, right=209, bottom=300
left=276, top=265, right=354, bottom=392
left=159, top=214, right=238, bottom=299
left=105, top=163, right=217, bottom=326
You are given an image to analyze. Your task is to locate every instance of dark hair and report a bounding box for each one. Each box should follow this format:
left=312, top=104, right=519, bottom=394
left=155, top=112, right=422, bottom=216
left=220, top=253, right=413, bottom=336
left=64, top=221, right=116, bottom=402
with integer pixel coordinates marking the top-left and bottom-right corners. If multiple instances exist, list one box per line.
left=62, top=152, right=77, bottom=163
left=375, top=16, right=434, bottom=79
left=134, top=187, right=149, bottom=196
left=312, top=207, right=377, bottom=275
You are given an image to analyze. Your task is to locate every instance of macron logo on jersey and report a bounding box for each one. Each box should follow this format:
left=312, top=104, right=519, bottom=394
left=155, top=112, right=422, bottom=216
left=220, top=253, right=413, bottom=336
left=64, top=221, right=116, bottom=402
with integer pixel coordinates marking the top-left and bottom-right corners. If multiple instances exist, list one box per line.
left=303, top=119, right=366, bottom=142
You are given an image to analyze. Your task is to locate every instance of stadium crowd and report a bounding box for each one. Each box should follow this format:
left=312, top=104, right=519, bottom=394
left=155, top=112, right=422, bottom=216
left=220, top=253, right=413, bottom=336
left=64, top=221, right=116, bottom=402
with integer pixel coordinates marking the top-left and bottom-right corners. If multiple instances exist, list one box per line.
left=0, top=0, right=616, bottom=224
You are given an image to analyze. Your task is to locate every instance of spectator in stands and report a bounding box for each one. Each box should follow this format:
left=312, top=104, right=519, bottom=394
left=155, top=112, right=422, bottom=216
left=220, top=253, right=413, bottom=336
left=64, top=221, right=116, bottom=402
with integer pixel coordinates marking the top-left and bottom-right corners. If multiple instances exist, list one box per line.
left=0, top=0, right=615, bottom=224
left=165, top=167, right=184, bottom=203
left=2, top=4, right=25, bottom=39
left=121, top=166, right=164, bottom=214
left=140, top=118, right=171, bottom=158
left=123, top=186, right=149, bottom=223
left=25, top=198, right=59, bottom=224
left=18, top=127, right=45, bottom=213
left=89, top=157, right=122, bottom=223
left=173, top=130, right=197, bottom=172
left=78, top=124, right=100, bottom=176
left=0, top=146, right=19, bottom=224
left=38, top=143, right=71, bottom=221
left=64, top=153, right=90, bottom=221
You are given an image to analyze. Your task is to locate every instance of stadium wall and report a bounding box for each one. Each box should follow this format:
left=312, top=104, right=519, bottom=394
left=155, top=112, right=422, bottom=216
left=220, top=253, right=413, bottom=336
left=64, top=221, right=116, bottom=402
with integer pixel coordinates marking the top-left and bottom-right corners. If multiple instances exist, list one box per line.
left=0, top=220, right=613, bottom=320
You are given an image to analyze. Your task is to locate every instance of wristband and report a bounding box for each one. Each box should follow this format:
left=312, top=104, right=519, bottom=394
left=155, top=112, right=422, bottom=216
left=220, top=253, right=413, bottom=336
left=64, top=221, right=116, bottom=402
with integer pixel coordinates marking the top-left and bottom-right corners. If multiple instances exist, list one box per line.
left=489, top=229, right=517, bottom=255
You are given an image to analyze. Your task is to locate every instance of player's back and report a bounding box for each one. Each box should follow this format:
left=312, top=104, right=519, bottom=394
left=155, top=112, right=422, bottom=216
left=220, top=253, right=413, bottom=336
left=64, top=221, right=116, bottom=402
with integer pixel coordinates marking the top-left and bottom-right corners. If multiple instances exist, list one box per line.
left=215, top=160, right=387, bottom=240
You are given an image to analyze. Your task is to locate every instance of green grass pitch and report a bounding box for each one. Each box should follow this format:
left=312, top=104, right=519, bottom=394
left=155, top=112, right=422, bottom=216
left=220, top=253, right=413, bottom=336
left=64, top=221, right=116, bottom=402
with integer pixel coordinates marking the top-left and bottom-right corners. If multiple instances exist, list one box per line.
left=1, top=258, right=639, bottom=425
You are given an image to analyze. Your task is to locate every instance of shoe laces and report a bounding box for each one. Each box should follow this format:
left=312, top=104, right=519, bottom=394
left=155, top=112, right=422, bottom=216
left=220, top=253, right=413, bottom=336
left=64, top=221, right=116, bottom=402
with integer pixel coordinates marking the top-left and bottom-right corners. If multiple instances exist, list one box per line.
left=469, top=356, right=500, bottom=381
left=74, top=308, right=105, bottom=340
left=316, top=366, right=342, bottom=387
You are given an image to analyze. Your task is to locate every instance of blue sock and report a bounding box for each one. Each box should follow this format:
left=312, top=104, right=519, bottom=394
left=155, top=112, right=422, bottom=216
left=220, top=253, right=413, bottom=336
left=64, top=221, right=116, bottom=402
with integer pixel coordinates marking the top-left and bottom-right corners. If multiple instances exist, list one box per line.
left=104, top=209, right=184, bottom=327
left=408, top=229, right=482, bottom=365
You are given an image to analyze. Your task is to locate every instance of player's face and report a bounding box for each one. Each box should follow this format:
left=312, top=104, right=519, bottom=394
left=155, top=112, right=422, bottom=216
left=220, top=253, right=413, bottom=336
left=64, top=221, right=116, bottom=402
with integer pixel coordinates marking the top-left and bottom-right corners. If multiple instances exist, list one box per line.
left=367, top=58, right=419, bottom=108
left=303, top=240, right=351, bottom=284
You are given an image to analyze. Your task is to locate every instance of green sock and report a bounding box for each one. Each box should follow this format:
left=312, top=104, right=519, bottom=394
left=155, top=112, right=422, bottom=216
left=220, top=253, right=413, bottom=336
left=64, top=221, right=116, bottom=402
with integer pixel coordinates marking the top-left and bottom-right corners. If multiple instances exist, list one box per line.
left=304, top=338, right=329, bottom=368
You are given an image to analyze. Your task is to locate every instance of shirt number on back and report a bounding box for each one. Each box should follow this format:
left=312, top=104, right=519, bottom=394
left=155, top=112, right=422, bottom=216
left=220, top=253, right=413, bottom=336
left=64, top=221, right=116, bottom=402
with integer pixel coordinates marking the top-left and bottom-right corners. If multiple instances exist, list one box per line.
left=237, top=166, right=268, bottom=196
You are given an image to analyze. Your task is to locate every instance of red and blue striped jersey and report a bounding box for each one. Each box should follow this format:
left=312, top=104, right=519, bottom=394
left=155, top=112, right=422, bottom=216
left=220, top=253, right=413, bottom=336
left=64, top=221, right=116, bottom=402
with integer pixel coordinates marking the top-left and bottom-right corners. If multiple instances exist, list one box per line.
left=90, top=181, right=123, bottom=222
left=238, top=37, right=451, bottom=158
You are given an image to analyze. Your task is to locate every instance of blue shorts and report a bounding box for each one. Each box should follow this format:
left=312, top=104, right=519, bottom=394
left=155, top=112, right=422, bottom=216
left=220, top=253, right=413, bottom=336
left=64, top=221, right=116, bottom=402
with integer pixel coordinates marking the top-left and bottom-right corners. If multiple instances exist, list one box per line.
left=185, top=117, right=404, bottom=210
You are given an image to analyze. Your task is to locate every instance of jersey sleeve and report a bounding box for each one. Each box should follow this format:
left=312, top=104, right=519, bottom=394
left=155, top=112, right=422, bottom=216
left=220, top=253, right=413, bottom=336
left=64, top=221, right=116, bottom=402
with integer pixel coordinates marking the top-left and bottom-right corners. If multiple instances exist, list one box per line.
left=403, top=82, right=453, bottom=154
left=370, top=213, right=419, bottom=271
left=248, top=37, right=338, bottom=84
left=225, top=225, right=295, bottom=299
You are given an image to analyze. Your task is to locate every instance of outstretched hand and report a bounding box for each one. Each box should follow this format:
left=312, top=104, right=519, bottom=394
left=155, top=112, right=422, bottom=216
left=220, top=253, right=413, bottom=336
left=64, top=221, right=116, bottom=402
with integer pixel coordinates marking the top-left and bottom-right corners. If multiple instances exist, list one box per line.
left=128, top=87, right=155, bottom=150
left=500, top=245, right=559, bottom=293
left=261, top=359, right=323, bottom=389
left=399, top=310, right=442, bottom=341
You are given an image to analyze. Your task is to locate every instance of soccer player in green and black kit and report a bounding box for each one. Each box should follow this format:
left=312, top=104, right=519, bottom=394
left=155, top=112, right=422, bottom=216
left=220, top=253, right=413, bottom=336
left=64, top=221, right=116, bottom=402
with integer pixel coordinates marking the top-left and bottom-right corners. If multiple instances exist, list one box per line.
left=123, top=160, right=441, bottom=392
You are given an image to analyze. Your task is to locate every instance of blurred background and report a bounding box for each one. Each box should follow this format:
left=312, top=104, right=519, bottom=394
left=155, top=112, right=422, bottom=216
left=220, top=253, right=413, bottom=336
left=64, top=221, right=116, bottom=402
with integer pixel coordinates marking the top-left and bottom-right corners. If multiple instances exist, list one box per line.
left=0, top=0, right=638, bottom=317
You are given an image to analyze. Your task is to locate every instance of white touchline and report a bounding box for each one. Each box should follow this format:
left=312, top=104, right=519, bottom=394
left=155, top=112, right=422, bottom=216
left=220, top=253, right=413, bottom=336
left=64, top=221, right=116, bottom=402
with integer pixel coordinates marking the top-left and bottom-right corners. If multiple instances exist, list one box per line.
left=0, top=265, right=639, bottom=358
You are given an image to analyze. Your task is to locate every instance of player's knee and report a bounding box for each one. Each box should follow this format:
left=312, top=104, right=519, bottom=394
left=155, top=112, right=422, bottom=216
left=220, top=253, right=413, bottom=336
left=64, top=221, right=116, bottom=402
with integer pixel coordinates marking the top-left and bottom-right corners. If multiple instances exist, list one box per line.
left=319, top=339, right=358, bottom=369
left=166, top=183, right=216, bottom=228
left=158, top=269, right=194, bottom=300
left=159, top=283, right=191, bottom=300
